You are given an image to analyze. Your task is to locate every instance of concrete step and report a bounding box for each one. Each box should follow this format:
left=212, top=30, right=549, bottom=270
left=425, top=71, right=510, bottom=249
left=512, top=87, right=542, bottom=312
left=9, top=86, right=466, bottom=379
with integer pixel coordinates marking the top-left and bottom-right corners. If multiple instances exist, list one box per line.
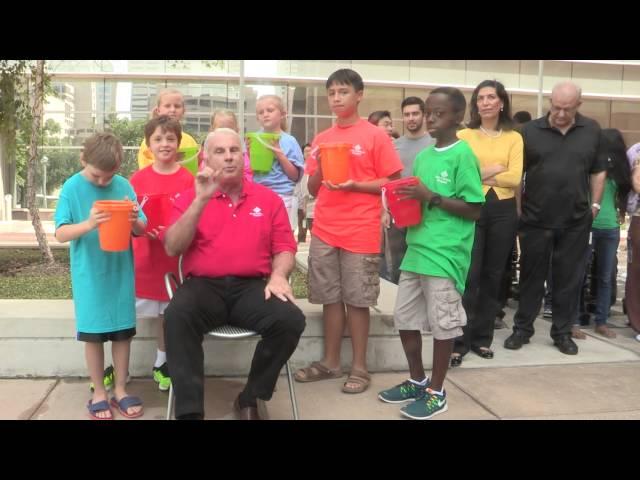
left=2, top=297, right=639, bottom=379
left=0, top=298, right=428, bottom=377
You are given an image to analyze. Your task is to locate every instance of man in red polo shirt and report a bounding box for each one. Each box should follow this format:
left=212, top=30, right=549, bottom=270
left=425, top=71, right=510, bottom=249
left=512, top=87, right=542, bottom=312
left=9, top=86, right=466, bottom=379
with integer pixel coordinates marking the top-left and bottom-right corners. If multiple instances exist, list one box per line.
left=162, top=128, right=305, bottom=420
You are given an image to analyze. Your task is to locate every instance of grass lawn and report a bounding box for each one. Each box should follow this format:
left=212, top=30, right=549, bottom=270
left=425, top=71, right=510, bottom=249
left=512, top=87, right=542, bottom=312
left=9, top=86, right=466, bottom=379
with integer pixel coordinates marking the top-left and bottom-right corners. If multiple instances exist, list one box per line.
left=0, top=248, right=308, bottom=300
left=0, top=249, right=72, bottom=299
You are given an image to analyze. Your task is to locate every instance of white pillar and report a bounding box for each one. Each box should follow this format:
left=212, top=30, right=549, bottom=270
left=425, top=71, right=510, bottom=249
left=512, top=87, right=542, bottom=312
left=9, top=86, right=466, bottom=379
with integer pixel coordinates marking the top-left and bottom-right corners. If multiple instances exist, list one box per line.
left=537, top=60, right=544, bottom=118
left=238, top=60, right=245, bottom=135
left=4, top=195, right=11, bottom=221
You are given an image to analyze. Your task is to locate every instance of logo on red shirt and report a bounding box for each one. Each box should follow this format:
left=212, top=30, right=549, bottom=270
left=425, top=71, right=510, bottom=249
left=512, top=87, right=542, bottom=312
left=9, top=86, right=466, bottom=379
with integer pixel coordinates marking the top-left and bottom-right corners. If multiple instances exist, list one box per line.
left=351, top=144, right=365, bottom=156
left=249, top=207, right=263, bottom=218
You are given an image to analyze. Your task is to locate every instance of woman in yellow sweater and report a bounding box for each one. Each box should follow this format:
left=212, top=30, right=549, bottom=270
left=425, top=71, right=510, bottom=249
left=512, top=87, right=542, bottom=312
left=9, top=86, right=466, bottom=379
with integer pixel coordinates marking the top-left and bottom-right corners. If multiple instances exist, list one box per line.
left=451, top=80, right=523, bottom=366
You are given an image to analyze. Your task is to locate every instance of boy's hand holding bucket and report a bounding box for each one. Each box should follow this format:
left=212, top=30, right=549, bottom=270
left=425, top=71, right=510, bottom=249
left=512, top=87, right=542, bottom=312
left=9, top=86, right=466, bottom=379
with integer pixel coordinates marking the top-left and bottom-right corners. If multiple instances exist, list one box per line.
left=88, top=206, right=112, bottom=230
left=323, top=178, right=356, bottom=191
left=383, top=177, right=424, bottom=228
left=396, top=180, right=432, bottom=202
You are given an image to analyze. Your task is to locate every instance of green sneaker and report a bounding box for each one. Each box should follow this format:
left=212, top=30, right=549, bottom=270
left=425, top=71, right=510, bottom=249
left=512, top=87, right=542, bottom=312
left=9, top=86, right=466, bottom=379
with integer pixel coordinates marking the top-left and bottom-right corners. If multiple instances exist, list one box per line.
left=400, top=388, right=448, bottom=420
left=378, top=379, right=429, bottom=404
left=89, top=365, right=115, bottom=392
left=153, top=363, right=171, bottom=391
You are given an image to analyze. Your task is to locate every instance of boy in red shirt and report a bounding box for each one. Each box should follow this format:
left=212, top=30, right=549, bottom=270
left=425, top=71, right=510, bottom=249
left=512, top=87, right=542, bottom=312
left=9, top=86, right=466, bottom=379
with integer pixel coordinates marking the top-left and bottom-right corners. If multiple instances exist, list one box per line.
left=294, top=69, right=403, bottom=393
left=130, top=115, right=194, bottom=391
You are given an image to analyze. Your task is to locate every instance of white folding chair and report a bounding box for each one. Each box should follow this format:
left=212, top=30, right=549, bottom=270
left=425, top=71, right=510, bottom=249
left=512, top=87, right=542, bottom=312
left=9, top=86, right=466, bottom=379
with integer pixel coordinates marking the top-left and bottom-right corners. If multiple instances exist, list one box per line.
left=164, top=256, right=299, bottom=420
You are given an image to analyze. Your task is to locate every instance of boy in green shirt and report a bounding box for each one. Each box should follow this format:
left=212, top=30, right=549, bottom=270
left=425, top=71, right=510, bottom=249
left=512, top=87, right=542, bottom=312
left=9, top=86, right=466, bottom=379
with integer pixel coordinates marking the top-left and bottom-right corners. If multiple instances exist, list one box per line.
left=378, top=87, right=485, bottom=419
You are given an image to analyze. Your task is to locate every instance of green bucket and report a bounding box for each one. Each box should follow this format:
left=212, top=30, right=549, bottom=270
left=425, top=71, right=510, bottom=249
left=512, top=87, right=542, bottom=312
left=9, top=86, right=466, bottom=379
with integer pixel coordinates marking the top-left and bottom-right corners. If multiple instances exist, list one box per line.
left=246, top=132, right=281, bottom=173
left=177, top=146, right=199, bottom=176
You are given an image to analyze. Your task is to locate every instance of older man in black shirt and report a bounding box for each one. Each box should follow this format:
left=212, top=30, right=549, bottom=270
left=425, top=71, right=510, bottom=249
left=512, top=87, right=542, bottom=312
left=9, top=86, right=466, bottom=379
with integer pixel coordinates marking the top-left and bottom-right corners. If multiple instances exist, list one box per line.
left=504, top=81, right=607, bottom=355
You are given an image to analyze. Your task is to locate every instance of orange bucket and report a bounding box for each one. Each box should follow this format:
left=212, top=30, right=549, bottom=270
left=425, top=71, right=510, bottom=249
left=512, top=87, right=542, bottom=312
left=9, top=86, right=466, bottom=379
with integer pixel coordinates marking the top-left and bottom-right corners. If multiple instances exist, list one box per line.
left=319, top=143, right=352, bottom=184
left=94, top=200, right=135, bottom=252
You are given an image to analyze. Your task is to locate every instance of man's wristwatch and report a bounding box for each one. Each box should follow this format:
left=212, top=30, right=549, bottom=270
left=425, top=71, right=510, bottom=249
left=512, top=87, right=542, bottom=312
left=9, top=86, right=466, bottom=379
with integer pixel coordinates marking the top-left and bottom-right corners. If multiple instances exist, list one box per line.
left=428, top=194, right=443, bottom=210
left=591, top=203, right=601, bottom=211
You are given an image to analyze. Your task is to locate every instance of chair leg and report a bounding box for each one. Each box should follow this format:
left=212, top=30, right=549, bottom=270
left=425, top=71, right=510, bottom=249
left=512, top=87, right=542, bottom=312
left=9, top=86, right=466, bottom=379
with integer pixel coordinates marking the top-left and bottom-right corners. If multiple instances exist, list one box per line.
left=166, top=383, right=174, bottom=420
left=285, top=361, right=299, bottom=420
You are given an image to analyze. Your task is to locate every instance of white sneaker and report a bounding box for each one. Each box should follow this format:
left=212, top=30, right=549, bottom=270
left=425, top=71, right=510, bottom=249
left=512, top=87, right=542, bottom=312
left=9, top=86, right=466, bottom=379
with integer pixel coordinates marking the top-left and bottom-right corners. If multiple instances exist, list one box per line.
left=635, top=334, right=640, bottom=342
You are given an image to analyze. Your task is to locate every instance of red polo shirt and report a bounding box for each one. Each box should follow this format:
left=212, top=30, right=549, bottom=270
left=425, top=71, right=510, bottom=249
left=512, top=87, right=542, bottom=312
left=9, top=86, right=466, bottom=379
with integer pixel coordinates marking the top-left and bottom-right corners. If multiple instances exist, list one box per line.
left=166, top=180, right=296, bottom=278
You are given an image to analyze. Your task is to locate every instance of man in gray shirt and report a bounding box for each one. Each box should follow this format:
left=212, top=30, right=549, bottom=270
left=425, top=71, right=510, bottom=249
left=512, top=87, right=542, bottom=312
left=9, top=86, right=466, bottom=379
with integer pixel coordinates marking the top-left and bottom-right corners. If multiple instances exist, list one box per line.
left=381, top=96, right=434, bottom=283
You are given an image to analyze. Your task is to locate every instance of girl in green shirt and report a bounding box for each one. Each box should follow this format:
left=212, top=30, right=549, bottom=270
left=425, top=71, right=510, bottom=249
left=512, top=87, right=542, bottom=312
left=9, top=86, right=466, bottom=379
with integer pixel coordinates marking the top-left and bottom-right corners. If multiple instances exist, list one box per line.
left=585, top=129, right=631, bottom=338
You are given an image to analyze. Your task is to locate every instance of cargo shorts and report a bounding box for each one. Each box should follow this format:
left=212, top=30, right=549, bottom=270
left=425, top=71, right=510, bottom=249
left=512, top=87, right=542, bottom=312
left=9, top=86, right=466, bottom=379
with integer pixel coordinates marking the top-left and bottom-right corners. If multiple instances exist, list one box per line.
left=393, top=271, right=466, bottom=340
left=307, top=235, right=380, bottom=308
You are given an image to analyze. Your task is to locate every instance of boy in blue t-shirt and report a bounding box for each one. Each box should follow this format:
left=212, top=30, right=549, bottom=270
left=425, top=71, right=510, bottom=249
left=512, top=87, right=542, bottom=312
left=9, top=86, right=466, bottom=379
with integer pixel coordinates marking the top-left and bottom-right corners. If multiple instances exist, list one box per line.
left=55, top=132, right=147, bottom=420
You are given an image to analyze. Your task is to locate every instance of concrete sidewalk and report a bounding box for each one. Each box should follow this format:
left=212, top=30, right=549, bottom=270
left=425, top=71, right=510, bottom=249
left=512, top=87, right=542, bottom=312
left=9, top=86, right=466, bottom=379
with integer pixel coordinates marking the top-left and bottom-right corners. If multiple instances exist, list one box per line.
left=0, top=221, right=64, bottom=249
left=1, top=222, right=639, bottom=420
left=2, top=305, right=639, bottom=420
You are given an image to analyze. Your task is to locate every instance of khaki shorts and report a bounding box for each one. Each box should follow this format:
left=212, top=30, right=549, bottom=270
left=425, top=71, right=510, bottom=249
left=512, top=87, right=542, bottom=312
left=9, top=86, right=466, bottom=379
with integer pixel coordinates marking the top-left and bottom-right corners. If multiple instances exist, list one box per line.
left=393, top=272, right=466, bottom=340
left=307, top=235, right=380, bottom=307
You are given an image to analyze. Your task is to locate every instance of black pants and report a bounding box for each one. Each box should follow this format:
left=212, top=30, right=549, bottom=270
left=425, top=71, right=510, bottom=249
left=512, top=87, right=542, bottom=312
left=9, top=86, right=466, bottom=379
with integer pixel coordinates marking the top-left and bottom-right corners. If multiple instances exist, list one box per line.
left=512, top=219, right=591, bottom=340
left=455, top=191, right=518, bottom=355
left=164, top=276, right=306, bottom=419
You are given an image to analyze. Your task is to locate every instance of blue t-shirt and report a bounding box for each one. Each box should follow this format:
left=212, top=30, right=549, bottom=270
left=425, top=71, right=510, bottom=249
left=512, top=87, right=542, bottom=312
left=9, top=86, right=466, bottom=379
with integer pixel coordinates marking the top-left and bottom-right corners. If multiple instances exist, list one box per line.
left=54, top=173, right=146, bottom=335
left=252, top=131, right=304, bottom=196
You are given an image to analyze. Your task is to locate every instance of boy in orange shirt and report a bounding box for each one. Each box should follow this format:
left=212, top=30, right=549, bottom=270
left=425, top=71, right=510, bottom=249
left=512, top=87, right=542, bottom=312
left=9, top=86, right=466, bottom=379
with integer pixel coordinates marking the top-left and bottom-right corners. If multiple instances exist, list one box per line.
left=294, top=69, right=403, bottom=393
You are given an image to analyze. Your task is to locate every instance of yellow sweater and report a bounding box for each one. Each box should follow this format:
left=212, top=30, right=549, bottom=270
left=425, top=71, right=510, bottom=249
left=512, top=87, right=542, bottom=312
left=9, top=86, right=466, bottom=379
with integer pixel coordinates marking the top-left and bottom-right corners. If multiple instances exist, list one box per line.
left=457, top=128, right=523, bottom=200
left=137, top=132, right=199, bottom=170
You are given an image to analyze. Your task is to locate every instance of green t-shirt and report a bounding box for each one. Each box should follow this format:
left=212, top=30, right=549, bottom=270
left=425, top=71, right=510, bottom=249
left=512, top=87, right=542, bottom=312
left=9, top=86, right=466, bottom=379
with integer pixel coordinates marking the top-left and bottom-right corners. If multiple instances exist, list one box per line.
left=401, top=140, right=485, bottom=294
left=592, top=178, right=619, bottom=229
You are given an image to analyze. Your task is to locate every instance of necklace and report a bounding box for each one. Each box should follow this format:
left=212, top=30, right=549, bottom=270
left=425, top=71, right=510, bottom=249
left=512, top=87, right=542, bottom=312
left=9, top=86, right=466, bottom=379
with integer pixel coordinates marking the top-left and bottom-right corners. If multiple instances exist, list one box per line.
left=479, top=126, right=502, bottom=138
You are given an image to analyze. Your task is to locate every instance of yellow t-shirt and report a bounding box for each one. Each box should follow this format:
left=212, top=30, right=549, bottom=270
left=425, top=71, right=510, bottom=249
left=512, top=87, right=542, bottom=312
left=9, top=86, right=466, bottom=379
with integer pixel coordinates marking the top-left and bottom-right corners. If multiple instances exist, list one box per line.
left=457, top=128, right=523, bottom=200
left=137, top=132, right=199, bottom=170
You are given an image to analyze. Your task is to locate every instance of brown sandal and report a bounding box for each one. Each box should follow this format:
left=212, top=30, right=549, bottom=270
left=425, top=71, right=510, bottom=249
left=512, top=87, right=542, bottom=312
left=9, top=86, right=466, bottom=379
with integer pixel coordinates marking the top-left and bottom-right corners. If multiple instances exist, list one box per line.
left=342, top=369, right=371, bottom=394
left=294, top=361, right=343, bottom=383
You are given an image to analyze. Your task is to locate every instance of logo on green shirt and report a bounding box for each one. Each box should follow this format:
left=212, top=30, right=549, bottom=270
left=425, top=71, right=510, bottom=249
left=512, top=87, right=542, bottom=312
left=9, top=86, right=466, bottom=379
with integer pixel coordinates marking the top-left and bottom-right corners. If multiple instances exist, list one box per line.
left=436, top=170, right=450, bottom=185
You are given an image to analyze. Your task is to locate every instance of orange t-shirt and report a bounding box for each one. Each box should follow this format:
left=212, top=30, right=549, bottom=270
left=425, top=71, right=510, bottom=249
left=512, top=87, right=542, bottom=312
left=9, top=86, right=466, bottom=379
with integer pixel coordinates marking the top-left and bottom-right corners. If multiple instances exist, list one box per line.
left=306, top=119, right=403, bottom=253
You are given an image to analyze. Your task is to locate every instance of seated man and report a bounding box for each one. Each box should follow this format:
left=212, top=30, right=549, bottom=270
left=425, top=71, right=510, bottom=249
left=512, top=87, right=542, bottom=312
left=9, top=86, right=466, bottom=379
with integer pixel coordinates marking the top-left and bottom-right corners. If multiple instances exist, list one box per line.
left=162, top=128, right=306, bottom=420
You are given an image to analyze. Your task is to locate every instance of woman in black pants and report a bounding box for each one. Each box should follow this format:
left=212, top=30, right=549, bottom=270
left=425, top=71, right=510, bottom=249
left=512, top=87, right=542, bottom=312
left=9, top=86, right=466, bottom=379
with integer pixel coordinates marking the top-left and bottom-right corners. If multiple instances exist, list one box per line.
left=451, top=80, right=524, bottom=366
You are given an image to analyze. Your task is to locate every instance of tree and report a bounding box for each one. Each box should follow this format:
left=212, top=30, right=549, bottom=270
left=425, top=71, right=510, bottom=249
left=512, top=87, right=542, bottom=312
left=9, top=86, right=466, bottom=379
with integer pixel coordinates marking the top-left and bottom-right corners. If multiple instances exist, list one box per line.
left=26, top=60, right=54, bottom=264
left=0, top=61, right=31, bottom=218
left=0, top=60, right=55, bottom=264
left=36, top=120, right=78, bottom=203
left=104, top=114, right=146, bottom=179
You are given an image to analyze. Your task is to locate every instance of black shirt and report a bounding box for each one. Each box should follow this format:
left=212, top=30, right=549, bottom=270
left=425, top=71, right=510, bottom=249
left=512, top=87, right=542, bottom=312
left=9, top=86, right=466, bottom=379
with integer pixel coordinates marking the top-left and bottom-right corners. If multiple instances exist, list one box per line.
left=521, top=112, right=607, bottom=228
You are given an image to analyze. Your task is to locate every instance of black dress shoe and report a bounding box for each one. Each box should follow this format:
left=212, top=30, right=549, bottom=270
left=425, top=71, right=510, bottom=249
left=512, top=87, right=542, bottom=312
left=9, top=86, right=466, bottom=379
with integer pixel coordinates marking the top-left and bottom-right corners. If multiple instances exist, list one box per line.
left=234, top=397, right=262, bottom=420
left=470, top=345, right=494, bottom=359
left=553, top=335, right=578, bottom=355
left=504, top=332, right=530, bottom=350
left=450, top=354, right=463, bottom=367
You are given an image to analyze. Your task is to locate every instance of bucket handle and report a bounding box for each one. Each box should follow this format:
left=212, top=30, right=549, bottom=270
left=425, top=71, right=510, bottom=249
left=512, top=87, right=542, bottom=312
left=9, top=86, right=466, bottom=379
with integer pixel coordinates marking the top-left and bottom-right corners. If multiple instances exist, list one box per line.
left=251, top=133, right=280, bottom=152
left=381, top=187, right=395, bottom=225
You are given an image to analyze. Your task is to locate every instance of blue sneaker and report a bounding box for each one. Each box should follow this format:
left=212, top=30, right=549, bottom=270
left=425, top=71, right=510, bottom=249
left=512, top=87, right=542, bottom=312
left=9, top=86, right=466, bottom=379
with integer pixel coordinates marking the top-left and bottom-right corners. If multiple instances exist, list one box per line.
left=378, top=379, right=429, bottom=404
left=400, top=388, right=448, bottom=420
